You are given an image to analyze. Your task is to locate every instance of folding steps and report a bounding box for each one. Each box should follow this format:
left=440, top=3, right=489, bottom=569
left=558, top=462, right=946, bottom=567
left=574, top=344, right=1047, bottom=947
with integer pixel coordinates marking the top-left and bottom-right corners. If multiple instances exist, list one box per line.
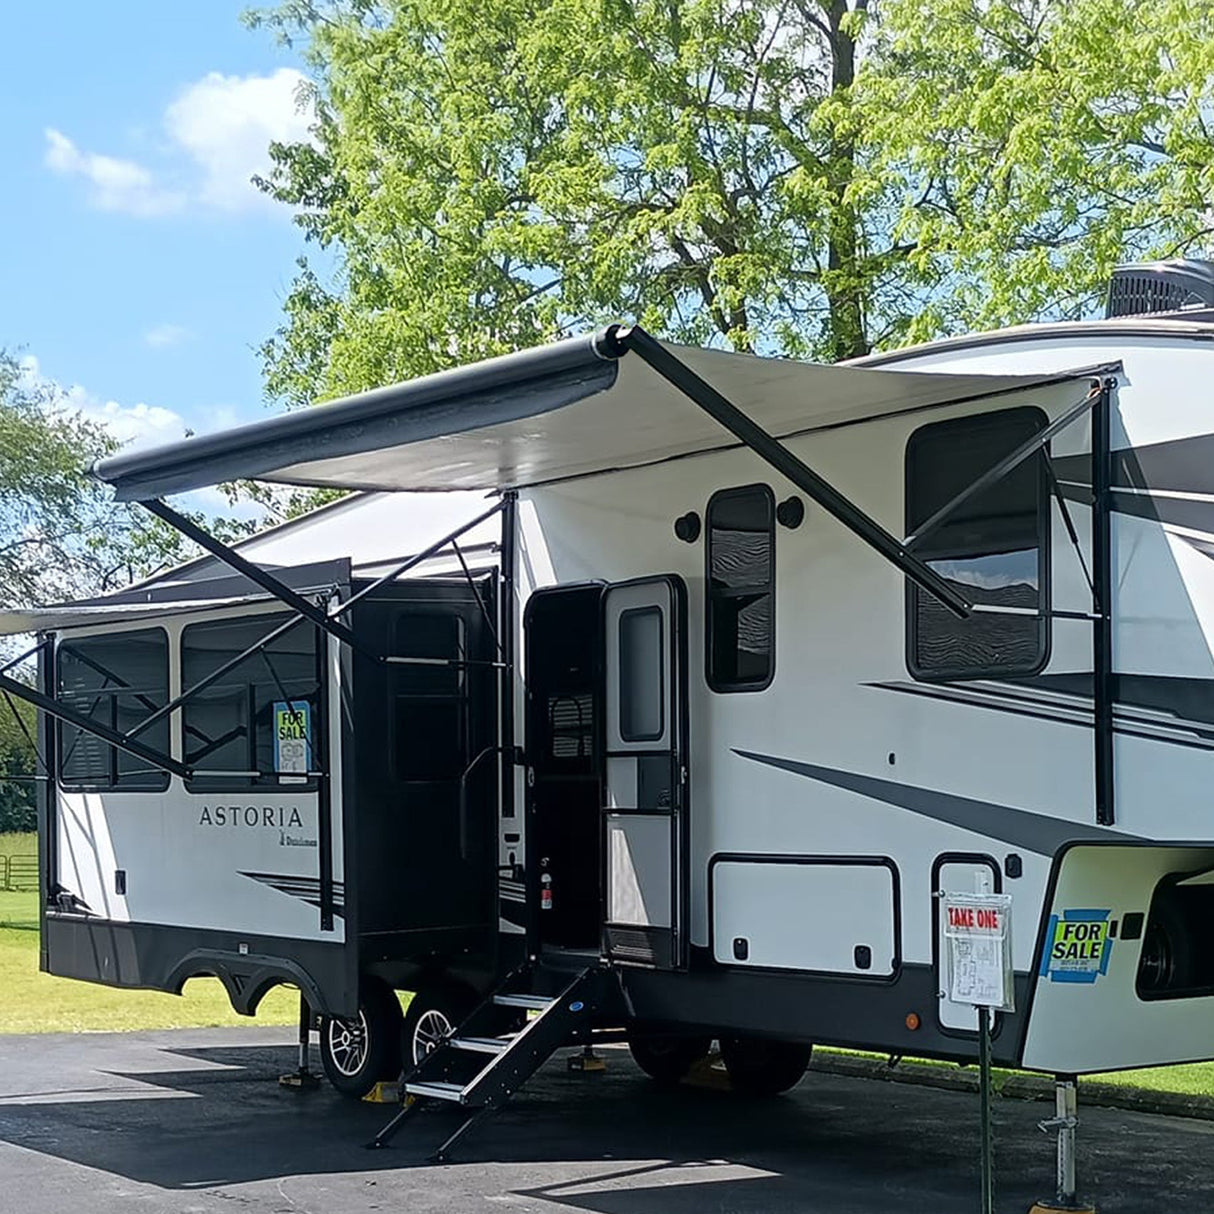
left=368, top=965, right=611, bottom=1161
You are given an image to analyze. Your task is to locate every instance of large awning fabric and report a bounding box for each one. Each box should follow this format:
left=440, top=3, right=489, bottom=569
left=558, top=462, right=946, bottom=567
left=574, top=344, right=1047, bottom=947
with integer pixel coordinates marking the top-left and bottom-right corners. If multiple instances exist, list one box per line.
left=95, top=328, right=1093, bottom=502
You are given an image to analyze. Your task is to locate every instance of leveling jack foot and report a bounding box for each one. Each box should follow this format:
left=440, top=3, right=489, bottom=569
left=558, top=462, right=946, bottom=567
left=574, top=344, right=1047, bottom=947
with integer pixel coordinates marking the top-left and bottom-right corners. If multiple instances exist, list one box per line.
left=279, top=1070, right=321, bottom=1090
left=568, top=1045, right=606, bottom=1073
left=281, top=994, right=321, bottom=1090
left=1031, top=1076, right=1095, bottom=1214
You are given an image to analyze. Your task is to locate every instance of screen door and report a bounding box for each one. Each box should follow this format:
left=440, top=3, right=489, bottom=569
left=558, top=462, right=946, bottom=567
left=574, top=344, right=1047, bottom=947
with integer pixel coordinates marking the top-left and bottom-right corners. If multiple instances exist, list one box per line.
left=602, top=576, right=688, bottom=969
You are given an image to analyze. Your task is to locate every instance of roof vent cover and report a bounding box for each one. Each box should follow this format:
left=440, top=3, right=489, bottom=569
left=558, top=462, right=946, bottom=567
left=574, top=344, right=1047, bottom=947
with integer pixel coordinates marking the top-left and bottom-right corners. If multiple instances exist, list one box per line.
left=1106, top=259, right=1214, bottom=318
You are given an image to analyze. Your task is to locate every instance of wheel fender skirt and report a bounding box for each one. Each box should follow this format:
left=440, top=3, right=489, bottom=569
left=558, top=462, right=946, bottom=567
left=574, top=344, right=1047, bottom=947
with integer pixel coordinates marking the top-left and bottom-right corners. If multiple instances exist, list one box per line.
left=165, top=948, right=330, bottom=1017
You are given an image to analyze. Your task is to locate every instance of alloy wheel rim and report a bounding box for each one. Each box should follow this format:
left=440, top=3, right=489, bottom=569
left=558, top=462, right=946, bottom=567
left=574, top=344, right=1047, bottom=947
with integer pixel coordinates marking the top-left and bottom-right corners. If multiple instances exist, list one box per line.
left=413, top=1008, right=454, bottom=1064
left=327, top=1010, right=370, bottom=1077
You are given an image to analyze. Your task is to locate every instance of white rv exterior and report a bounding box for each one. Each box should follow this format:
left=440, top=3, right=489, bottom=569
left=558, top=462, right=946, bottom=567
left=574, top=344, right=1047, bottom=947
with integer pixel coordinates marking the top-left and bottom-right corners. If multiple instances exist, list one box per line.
left=497, top=322, right=1214, bottom=1075
left=16, top=301, right=1214, bottom=1094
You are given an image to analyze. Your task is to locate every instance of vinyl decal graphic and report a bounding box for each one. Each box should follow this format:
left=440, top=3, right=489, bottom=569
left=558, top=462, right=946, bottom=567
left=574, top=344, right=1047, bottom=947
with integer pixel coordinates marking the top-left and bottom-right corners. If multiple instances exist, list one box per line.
left=240, top=871, right=345, bottom=917
left=735, top=750, right=1139, bottom=855
left=1039, top=909, right=1113, bottom=984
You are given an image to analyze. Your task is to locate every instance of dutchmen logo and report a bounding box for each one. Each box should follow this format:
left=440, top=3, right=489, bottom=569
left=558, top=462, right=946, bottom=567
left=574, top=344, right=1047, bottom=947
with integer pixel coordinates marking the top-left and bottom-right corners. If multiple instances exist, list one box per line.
left=1038, top=908, right=1113, bottom=984
left=198, top=805, right=305, bottom=828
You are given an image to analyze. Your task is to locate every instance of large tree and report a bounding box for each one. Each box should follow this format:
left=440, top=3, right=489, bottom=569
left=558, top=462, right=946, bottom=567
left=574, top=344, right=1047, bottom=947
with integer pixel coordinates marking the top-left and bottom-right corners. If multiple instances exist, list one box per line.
left=249, top=0, right=1214, bottom=402
left=869, top=0, right=1214, bottom=341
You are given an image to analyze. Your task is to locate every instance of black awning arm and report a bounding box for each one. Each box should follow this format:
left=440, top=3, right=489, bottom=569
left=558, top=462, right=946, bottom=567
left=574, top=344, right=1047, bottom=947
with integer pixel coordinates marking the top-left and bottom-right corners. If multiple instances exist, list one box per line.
left=141, top=498, right=376, bottom=662
left=329, top=498, right=505, bottom=622
left=125, top=612, right=308, bottom=742
left=904, top=384, right=1101, bottom=551
left=1, top=661, right=49, bottom=781
left=611, top=324, right=971, bottom=618
left=0, top=670, right=188, bottom=780
left=1, top=639, right=46, bottom=678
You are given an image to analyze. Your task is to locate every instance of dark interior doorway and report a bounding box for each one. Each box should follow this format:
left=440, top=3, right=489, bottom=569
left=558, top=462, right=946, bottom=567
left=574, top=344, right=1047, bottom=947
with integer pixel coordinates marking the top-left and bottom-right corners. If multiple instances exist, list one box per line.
left=525, top=585, right=603, bottom=951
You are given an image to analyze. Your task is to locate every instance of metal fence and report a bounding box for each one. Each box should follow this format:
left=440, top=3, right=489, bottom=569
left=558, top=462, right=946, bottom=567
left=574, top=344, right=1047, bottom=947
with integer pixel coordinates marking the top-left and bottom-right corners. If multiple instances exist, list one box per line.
left=0, top=855, right=38, bottom=891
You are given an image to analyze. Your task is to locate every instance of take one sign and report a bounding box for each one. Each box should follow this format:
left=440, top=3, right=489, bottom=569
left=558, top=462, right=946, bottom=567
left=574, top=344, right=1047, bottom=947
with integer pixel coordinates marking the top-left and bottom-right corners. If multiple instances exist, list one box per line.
left=942, top=892, right=1015, bottom=1012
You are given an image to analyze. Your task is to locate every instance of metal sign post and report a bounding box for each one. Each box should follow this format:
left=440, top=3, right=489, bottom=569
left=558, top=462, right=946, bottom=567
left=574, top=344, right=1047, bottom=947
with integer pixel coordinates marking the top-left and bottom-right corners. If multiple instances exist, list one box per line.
left=943, top=882, right=1013, bottom=1214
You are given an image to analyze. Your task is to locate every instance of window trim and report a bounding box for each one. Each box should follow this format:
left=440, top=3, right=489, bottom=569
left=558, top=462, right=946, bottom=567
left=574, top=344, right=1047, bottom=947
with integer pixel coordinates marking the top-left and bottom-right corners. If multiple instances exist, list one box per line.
left=56, top=626, right=172, bottom=793
left=904, top=406, right=1052, bottom=683
left=180, top=612, right=321, bottom=793
left=704, top=483, right=776, bottom=694
left=618, top=605, right=666, bottom=742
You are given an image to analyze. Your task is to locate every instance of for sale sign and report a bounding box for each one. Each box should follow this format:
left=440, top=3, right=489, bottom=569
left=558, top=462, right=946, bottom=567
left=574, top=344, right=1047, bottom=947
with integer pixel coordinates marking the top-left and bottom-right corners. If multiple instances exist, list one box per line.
left=273, top=700, right=311, bottom=782
left=943, top=892, right=1014, bottom=1012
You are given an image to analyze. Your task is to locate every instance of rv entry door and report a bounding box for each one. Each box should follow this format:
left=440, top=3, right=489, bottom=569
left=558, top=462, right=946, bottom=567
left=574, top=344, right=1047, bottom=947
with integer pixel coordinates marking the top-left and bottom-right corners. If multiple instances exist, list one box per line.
left=602, top=576, right=689, bottom=970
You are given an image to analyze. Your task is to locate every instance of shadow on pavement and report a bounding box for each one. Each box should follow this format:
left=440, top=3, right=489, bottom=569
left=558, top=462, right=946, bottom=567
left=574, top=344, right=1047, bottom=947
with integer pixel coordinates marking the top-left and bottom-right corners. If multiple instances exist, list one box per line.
left=0, top=1036, right=1210, bottom=1213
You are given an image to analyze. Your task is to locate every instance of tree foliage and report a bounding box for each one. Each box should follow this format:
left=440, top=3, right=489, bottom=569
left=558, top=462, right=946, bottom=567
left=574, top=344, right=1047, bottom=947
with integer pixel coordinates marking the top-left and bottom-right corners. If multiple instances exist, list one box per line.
left=248, top=0, right=1214, bottom=402
left=0, top=693, right=36, bottom=833
left=869, top=0, right=1214, bottom=340
left=0, top=351, right=267, bottom=613
left=0, top=351, right=194, bottom=610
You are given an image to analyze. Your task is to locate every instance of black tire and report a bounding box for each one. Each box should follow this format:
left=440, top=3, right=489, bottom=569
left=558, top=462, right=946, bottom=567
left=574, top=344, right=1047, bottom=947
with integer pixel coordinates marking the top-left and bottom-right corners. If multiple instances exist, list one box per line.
left=1138, top=892, right=1194, bottom=995
left=628, top=1032, right=713, bottom=1085
left=319, top=980, right=404, bottom=1099
left=719, top=1035, right=811, bottom=1097
left=400, top=982, right=478, bottom=1071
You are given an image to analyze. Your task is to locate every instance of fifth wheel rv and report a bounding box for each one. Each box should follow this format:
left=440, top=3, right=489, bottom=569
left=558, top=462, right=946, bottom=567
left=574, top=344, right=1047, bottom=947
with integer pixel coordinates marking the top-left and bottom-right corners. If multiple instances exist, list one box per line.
left=9, top=259, right=1214, bottom=1177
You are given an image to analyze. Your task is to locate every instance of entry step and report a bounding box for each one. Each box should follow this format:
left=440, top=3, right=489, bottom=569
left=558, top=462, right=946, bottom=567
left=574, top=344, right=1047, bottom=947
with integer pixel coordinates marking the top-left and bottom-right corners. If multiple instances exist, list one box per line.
left=451, top=1036, right=509, bottom=1054
left=493, top=994, right=553, bottom=1010
left=406, top=1081, right=465, bottom=1103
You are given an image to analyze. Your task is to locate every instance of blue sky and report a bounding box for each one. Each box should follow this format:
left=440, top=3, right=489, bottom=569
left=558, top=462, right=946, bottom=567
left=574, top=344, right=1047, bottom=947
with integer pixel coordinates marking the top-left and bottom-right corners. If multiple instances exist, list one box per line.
left=1, top=2, right=318, bottom=453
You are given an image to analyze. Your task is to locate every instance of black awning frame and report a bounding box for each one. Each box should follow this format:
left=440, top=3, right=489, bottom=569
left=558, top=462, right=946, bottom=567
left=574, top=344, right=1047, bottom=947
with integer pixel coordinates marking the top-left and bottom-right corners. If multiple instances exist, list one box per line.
left=0, top=497, right=509, bottom=787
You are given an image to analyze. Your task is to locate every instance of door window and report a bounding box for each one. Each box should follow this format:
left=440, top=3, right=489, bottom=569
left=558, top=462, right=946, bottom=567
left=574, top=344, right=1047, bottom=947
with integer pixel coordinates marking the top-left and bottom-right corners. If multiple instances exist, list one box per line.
left=618, top=606, right=664, bottom=742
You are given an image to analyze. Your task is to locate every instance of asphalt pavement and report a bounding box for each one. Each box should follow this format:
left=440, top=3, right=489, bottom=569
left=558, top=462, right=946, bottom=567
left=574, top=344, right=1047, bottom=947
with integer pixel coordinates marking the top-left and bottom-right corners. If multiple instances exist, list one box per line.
left=0, top=1026, right=1209, bottom=1213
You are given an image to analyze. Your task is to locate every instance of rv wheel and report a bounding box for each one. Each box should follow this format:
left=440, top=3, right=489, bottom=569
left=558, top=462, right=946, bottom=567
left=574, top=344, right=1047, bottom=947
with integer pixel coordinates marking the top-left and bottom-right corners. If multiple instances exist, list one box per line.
left=318, top=980, right=403, bottom=1099
left=719, top=1035, right=811, bottom=1097
left=627, top=1032, right=712, bottom=1084
left=401, top=983, right=477, bottom=1070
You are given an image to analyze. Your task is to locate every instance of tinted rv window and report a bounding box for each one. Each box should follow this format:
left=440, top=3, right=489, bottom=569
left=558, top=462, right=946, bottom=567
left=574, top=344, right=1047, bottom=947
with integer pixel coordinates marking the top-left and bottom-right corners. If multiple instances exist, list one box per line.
left=706, top=485, right=775, bottom=691
left=181, top=614, right=319, bottom=789
left=392, top=611, right=467, bottom=782
left=906, top=407, right=1049, bottom=679
left=58, top=629, right=170, bottom=790
left=618, top=607, right=664, bottom=741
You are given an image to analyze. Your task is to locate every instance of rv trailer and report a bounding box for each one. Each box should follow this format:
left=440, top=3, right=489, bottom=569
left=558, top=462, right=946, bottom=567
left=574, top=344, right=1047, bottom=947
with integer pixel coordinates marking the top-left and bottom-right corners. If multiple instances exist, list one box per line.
left=10, top=259, right=1214, bottom=1173
left=0, top=491, right=524, bottom=1095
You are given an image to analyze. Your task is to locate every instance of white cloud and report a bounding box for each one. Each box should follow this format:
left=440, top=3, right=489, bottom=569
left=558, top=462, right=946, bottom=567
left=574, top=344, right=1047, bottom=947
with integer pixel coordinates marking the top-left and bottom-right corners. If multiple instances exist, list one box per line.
left=43, top=128, right=185, bottom=217
left=19, top=353, right=188, bottom=452
left=44, top=67, right=313, bottom=219
left=143, top=323, right=191, bottom=348
left=164, top=68, right=313, bottom=213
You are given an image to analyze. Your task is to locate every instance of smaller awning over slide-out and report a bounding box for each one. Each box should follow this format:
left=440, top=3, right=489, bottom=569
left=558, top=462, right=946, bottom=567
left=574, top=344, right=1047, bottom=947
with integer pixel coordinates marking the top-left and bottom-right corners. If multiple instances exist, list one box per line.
left=93, top=327, right=1095, bottom=502
left=0, top=595, right=267, bottom=636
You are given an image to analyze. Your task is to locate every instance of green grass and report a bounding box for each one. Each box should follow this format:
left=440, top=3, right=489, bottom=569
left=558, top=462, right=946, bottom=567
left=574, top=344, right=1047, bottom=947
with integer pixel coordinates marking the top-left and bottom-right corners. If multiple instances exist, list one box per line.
left=1, top=831, right=36, bottom=856
left=0, top=832, right=295, bottom=1033
left=825, top=1044, right=1214, bottom=1098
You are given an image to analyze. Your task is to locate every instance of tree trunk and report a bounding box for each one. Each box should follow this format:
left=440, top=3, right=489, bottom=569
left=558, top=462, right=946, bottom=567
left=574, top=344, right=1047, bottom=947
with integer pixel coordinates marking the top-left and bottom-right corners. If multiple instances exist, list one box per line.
left=824, top=0, right=869, bottom=362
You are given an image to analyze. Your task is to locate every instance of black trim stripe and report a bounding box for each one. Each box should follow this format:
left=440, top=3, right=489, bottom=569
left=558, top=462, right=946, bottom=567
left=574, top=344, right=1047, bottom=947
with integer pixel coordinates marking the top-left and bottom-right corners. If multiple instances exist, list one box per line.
left=734, top=749, right=1138, bottom=855
left=240, top=871, right=346, bottom=917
